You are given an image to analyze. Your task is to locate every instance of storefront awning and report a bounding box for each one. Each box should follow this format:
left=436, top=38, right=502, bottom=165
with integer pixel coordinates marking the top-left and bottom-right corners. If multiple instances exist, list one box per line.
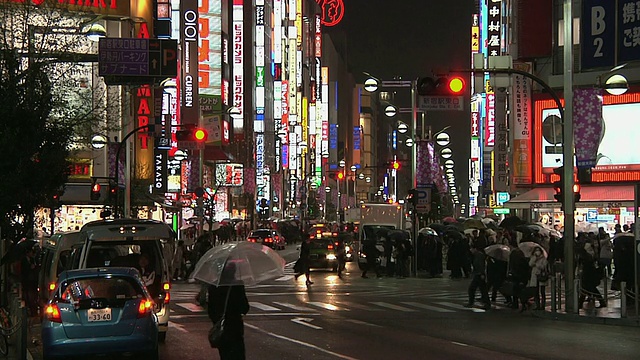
left=504, top=185, right=636, bottom=209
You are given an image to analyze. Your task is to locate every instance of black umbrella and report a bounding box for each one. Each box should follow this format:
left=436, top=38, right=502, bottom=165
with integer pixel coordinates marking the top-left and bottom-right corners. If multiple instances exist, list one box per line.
left=444, top=230, right=464, bottom=240
left=428, top=223, right=447, bottom=234
left=445, top=222, right=464, bottom=231
left=0, top=239, right=38, bottom=266
left=388, top=230, right=408, bottom=242
left=499, top=216, right=525, bottom=229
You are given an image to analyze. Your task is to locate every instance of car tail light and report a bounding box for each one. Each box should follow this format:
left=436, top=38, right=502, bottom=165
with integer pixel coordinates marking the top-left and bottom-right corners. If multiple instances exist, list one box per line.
left=138, top=299, right=153, bottom=318
left=45, top=304, right=61, bottom=323
left=327, top=244, right=334, bottom=250
left=163, top=282, right=171, bottom=304
left=265, top=237, right=273, bottom=243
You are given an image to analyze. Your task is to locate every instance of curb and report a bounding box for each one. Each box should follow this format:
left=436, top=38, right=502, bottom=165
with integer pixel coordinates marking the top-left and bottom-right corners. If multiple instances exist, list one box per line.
left=532, top=310, right=640, bottom=327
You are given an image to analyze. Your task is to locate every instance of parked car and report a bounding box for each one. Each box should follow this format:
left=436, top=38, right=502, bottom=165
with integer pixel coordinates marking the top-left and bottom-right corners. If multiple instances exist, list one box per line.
left=38, top=231, right=82, bottom=309
left=247, top=229, right=286, bottom=250
left=42, top=267, right=159, bottom=360
left=68, top=219, right=176, bottom=342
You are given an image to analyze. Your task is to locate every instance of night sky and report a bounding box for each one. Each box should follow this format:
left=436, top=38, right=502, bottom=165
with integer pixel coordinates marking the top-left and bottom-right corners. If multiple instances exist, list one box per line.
left=328, top=0, right=475, bottom=207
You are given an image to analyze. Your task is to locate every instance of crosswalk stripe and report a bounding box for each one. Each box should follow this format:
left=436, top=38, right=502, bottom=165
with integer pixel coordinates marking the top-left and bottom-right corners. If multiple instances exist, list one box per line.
left=307, top=302, right=348, bottom=311
left=176, top=302, right=204, bottom=312
left=435, top=301, right=486, bottom=313
left=370, top=302, right=417, bottom=312
left=334, top=301, right=382, bottom=311
left=401, top=301, right=455, bottom=313
left=275, top=275, right=295, bottom=282
left=345, top=319, right=382, bottom=327
left=273, top=301, right=315, bottom=312
left=249, top=302, right=281, bottom=311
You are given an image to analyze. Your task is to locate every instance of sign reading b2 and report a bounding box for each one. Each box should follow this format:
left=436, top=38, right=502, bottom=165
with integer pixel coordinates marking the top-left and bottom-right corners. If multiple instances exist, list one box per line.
left=581, top=0, right=615, bottom=69
left=582, top=0, right=640, bottom=70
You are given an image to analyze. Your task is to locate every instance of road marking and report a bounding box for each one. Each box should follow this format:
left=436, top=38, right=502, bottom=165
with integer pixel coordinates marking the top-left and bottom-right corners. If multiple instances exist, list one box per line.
left=169, top=321, right=189, bottom=333
left=345, top=319, right=382, bottom=328
left=245, top=323, right=358, bottom=359
left=273, top=301, right=315, bottom=312
left=335, top=301, right=382, bottom=311
left=307, top=302, right=348, bottom=311
left=249, top=302, right=281, bottom=311
left=175, top=302, right=204, bottom=312
left=291, top=317, right=322, bottom=330
left=275, top=275, right=295, bottom=281
left=451, top=341, right=470, bottom=347
left=370, top=302, right=417, bottom=312
left=401, top=301, right=455, bottom=313
left=435, top=301, right=486, bottom=313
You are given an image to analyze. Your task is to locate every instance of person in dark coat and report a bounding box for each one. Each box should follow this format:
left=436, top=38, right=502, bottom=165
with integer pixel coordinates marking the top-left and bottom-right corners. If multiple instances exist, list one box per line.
left=383, top=236, right=394, bottom=276
left=486, top=257, right=509, bottom=304
left=361, top=239, right=381, bottom=278
left=508, top=247, right=531, bottom=309
left=465, top=246, right=490, bottom=310
left=294, top=238, right=313, bottom=285
left=207, top=263, right=250, bottom=360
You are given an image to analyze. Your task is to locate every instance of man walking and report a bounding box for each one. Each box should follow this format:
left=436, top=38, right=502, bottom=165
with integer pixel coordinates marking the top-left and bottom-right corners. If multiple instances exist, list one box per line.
left=361, top=239, right=381, bottom=278
left=465, top=246, right=491, bottom=310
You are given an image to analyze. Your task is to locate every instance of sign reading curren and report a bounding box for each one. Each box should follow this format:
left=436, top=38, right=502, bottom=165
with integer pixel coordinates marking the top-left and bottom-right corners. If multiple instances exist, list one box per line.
left=181, top=0, right=199, bottom=124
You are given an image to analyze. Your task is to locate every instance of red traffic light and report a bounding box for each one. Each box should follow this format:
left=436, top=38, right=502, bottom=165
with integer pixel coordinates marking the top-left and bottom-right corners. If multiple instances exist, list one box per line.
left=194, top=128, right=208, bottom=142
left=573, top=184, right=580, bottom=193
left=337, top=172, right=344, bottom=180
left=92, top=183, right=101, bottom=193
left=447, top=76, right=465, bottom=94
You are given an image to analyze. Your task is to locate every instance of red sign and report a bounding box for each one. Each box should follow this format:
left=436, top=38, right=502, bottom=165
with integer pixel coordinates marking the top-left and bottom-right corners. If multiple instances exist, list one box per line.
left=485, top=92, right=495, bottom=147
left=314, top=0, right=345, bottom=27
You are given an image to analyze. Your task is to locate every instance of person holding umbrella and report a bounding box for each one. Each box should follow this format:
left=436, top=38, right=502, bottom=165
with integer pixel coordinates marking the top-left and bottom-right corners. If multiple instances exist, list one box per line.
left=207, top=262, right=250, bottom=359
left=294, top=237, right=313, bottom=286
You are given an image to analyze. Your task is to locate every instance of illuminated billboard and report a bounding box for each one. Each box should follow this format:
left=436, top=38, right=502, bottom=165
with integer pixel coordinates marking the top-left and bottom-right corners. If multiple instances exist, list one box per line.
left=535, top=92, right=640, bottom=183
left=215, top=163, right=244, bottom=187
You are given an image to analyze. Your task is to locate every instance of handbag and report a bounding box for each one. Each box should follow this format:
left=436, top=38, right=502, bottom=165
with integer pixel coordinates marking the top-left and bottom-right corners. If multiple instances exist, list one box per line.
left=499, top=280, right=515, bottom=297
left=208, top=287, right=231, bottom=348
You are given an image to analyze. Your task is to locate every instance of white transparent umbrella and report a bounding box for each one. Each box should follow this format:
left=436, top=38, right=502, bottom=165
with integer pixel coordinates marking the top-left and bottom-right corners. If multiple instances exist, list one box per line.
left=190, top=241, right=285, bottom=286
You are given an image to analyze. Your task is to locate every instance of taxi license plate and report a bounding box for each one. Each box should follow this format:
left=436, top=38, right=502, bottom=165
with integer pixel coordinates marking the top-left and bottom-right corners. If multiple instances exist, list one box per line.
left=87, top=308, right=112, bottom=322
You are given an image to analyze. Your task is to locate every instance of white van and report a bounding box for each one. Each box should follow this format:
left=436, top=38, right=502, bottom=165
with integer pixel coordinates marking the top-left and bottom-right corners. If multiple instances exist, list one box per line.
left=38, top=231, right=82, bottom=307
left=69, top=219, right=176, bottom=342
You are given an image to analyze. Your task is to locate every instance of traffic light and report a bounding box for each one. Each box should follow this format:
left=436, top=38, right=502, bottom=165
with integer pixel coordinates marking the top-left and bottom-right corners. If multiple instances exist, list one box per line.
left=392, top=161, right=401, bottom=170
left=176, top=124, right=208, bottom=142
left=417, top=76, right=466, bottom=96
left=108, top=180, right=117, bottom=202
left=337, top=171, right=344, bottom=180
left=552, top=166, right=581, bottom=208
left=90, top=178, right=101, bottom=201
left=407, top=189, right=418, bottom=207
left=573, top=183, right=581, bottom=203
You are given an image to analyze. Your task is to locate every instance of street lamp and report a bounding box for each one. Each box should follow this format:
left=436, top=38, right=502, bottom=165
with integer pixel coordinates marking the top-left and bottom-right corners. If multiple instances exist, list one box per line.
left=397, top=122, right=409, bottom=134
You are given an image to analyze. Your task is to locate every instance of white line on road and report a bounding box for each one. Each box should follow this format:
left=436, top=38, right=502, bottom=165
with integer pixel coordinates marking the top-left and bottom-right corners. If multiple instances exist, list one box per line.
left=307, top=302, right=348, bottom=311
left=275, top=275, right=295, bottom=281
left=273, top=301, right=315, bottom=311
left=451, top=341, right=470, bottom=347
left=345, top=319, right=382, bottom=328
left=334, top=301, right=382, bottom=311
left=401, top=301, right=455, bottom=313
left=175, top=302, right=204, bottom=312
left=169, top=321, right=189, bottom=333
left=370, top=302, right=417, bottom=312
left=435, top=301, right=486, bottom=313
left=249, top=302, right=281, bottom=311
left=170, top=312, right=321, bottom=320
left=245, top=322, right=359, bottom=360
left=291, top=317, right=322, bottom=330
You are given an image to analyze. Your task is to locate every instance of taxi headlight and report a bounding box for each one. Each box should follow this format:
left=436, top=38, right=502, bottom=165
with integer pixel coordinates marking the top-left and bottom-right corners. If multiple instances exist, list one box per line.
left=345, top=245, right=351, bottom=252
left=326, top=254, right=337, bottom=260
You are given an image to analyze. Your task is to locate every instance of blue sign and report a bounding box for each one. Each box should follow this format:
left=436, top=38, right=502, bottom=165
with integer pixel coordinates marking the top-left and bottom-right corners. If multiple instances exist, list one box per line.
left=581, top=0, right=616, bottom=69
left=353, top=126, right=361, bottom=150
left=330, top=124, right=338, bottom=149
left=587, top=209, right=598, bottom=222
left=618, top=0, right=640, bottom=63
left=496, top=192, right=510, bottom=205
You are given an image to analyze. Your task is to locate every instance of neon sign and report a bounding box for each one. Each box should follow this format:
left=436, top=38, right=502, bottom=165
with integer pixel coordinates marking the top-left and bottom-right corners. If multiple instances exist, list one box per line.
left=314, top=0, right=345, bottom=27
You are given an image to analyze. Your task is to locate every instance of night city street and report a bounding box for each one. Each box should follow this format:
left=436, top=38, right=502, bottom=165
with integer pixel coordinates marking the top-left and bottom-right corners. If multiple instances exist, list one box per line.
left=149, top=248, right=639, bottom=360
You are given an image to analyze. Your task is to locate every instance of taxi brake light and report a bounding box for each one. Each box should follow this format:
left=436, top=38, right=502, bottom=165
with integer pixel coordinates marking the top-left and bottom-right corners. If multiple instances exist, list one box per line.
left=327, top=244, right=334, bottom=250
left=45, top=304, right=62, bottom=323
left=138, top=299, right=153, bottom=318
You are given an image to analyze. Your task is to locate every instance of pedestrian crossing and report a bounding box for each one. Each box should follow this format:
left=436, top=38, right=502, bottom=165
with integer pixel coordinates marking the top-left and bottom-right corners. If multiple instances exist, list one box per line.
left=171, top=296, right=510, bottom=315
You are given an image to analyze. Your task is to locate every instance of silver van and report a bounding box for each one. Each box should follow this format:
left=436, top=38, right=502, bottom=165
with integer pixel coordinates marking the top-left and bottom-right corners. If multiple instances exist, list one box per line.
left=69, top=219, right=176, bottom=342
left=38, top=231, right=82, bottom=307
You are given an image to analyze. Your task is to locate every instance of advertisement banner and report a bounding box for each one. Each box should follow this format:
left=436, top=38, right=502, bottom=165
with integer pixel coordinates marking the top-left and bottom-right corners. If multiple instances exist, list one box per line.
left=573, top=88, right=604, bottom=168
left=243, top=167, right=256, bottom=194
left=485, top=92, right=496, bottom=147
left=492, top=91, right=508, bottom=192
left=486, top=0, right=502, bottom=56
left=512, top=74, right=532, bottom=184
left=180, top=0, right=200, bottom=125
